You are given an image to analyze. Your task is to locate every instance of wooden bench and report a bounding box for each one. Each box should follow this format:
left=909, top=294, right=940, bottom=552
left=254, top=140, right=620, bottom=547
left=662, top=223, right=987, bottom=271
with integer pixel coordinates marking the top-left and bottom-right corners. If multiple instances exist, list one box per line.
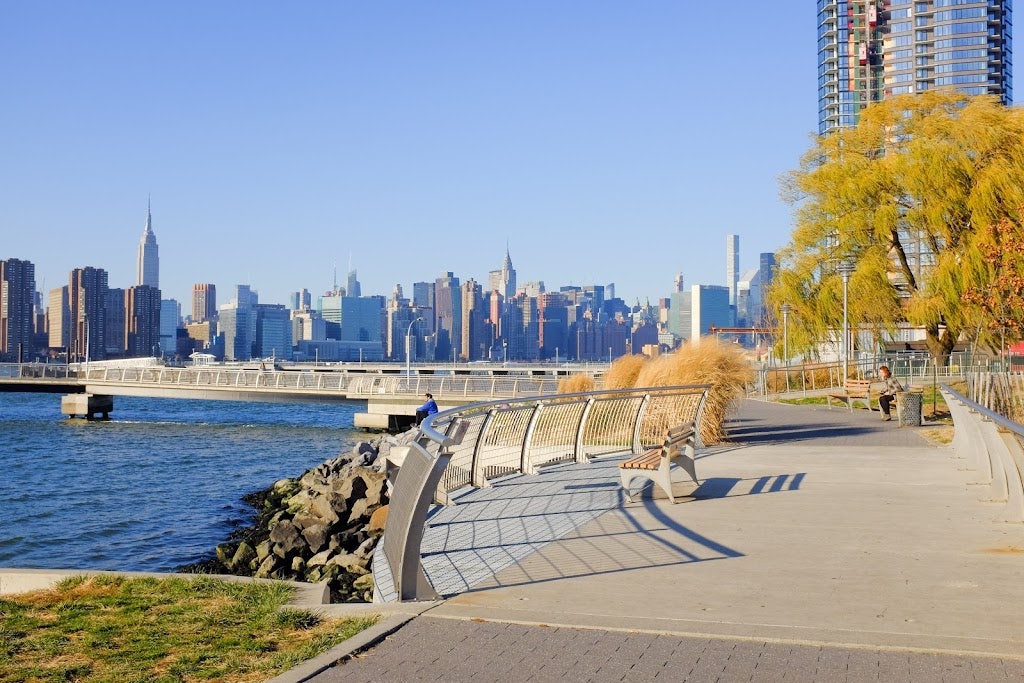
left=826, top=379, right=874, bottom=411
left=619, top=422, right=699, bottom=504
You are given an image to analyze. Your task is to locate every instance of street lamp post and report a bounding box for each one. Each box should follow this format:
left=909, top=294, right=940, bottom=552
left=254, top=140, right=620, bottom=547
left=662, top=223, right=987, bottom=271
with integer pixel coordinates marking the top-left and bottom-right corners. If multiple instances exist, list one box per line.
left=780, top=304, right=791, bottom=365
left=555, top=347, right=559, bottom=367
left=405, top=317, right=423, bottom=381
left=608, top=346, right=612, bottom=365
left=502, top=339, right=507, bottom=366
left=780, top=303, right=792, bottom=392
left=838, top=260, right=856, bottom=380
left=84, top=313, right=90, bottom=370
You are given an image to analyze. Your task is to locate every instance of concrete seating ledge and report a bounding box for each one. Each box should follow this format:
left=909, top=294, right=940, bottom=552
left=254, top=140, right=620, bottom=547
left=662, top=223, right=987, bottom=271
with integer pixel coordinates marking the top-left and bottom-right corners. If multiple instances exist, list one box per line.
left=942, top=388, right=1024, bottom=523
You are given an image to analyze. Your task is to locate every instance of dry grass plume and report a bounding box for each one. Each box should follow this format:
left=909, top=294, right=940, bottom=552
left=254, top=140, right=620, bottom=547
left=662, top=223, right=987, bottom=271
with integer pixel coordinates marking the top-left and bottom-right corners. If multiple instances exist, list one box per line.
left=634, top=338, right=754, bottom=444
left=557, top=373, right=595, bottom=394
left=604, top=354, right=648, bottom=389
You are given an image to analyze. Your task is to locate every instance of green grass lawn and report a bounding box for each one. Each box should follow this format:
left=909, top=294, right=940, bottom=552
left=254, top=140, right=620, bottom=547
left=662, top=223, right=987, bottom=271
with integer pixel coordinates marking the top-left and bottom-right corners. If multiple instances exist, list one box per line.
left=0, top=575, right=376, bottom=683
left=777, top=384, right=951, bottom=422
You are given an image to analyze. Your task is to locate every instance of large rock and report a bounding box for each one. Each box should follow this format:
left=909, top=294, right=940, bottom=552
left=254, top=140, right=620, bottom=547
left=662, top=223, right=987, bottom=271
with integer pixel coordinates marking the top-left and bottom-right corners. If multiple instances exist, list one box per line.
left=184, top=437, right=393, bottom=603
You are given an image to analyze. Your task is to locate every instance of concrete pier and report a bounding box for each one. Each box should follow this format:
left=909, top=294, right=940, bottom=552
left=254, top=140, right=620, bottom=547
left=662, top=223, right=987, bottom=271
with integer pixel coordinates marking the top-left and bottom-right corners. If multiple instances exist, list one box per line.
left=60, top=393, right=113, bottom=420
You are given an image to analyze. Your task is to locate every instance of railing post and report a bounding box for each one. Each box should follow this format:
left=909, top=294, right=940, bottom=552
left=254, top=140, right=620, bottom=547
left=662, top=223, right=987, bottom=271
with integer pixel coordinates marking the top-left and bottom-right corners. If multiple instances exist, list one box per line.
left=632, top=393, right=653, bottom=454
left=520, top=403, right=545, bottom=474
left=471, top=410, right=497, bottom=488
left=574, top=397, right=596, bottom=463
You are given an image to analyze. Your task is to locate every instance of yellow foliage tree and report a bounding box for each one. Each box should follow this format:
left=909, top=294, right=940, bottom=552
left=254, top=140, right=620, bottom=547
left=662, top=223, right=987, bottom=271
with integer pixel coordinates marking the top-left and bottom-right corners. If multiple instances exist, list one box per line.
left=773, top=92, right=1024, bottom=363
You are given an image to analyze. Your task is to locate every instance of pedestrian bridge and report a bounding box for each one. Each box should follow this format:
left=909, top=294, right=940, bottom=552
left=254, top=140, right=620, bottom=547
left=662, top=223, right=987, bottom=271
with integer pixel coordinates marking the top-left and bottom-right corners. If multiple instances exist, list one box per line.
left=0, top=362, right=597, bottom=429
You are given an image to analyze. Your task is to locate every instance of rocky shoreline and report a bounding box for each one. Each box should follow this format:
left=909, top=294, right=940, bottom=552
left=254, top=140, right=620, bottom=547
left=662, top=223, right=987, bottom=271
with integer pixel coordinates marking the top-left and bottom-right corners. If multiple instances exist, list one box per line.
left=181, top=430, right=412, bottom=603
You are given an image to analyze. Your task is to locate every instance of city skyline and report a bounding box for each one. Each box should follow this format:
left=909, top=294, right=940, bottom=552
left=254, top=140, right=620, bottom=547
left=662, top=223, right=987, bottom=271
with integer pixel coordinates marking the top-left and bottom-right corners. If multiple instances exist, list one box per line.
left=1, top=3, right=816, bottom=308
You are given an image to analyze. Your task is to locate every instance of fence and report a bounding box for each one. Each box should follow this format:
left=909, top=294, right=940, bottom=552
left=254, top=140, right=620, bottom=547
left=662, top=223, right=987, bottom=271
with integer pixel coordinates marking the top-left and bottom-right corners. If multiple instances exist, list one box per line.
left=374, top=384, right=710, bottom=602
left=756, top=351, right=988, bottom=398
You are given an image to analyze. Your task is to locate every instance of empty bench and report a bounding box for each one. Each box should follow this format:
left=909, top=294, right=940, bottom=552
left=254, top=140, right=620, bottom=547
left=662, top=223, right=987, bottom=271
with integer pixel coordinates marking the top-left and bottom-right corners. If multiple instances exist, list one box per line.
left=619, top=422, right=699, bottom=504
left=826, top=379, right=873, bottom=411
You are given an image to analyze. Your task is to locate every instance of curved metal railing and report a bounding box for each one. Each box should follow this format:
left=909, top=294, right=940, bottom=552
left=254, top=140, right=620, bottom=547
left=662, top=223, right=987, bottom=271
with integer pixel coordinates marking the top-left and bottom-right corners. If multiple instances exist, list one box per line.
left=375, top=384, right=710, bottom=602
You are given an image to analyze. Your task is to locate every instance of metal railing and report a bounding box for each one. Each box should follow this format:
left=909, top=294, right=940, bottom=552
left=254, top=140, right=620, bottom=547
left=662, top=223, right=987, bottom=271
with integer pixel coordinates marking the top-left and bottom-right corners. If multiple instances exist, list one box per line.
left=756, top=352, right=983, bottom=398
left=0, top=362, right=575, bottom=400
left=964, top=371, right=1024, bottom=426
left=374, top=384, right=710, bottom=602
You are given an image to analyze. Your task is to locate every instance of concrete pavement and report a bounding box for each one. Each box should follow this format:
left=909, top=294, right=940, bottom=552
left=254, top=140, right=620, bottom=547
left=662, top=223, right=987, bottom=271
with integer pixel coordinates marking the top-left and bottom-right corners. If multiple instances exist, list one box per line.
left=310, top=400, right=1024, bottom=682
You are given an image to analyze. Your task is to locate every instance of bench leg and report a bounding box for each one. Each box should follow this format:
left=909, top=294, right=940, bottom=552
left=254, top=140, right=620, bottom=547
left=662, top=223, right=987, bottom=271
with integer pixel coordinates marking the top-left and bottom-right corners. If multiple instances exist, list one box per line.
left=676, top=444, right=698, bottom=486
left=620, top=470, right=639, bottom=503
left=657, top=461, right=676, bottom=504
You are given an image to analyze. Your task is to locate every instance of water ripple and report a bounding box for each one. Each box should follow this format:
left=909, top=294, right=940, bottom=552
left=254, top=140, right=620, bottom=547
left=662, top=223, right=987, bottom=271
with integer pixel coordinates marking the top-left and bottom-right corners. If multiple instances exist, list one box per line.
left=0, top=393, right=359, bottom=571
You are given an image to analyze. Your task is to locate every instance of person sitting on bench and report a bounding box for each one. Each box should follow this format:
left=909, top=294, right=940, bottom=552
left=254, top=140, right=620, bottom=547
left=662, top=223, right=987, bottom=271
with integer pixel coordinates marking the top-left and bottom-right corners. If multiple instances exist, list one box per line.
left=878, top=365, right=903, bottom=422
left=415, top=393, right=438, bottom=424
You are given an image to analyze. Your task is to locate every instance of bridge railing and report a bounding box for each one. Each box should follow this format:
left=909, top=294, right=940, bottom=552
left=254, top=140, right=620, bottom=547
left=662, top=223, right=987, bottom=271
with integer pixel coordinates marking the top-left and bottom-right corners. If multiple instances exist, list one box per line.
left=1, top=362, right=576, bottom=399
left=374, top=384, right=710, bottom=602
left=0, top=363, right=77, bottom=380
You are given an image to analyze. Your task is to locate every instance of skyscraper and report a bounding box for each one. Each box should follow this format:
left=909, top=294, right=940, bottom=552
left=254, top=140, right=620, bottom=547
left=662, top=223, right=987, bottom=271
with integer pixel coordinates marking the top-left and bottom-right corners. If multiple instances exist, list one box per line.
left=127, top=285, right=161, bottom=357
left=434, top=272, right=461, bottom=361
left=726, top=234, right=739, bottom=307
left=137, top=200, right=159, bottom=288
left=488, top=247, right=517, bottom=301
left=690, top=285, right=732, bottom=341
left=69, top=266, right=108, bottom=361
left=347, top=270, right=361, bottom=298
left=192, top=284, right=217, bottom=323
left=817, top=1, right=1012, bottom=134
left=460, top=278, right=487, bottom=361
left=0, top=258, right=36, bottom=361
left=48, top=286, right=69, bottom=351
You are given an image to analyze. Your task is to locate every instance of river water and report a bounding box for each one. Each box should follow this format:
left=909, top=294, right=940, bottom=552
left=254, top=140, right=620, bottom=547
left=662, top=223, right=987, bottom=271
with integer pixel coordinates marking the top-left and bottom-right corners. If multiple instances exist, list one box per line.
left=0, top=393, right=361, bottom=572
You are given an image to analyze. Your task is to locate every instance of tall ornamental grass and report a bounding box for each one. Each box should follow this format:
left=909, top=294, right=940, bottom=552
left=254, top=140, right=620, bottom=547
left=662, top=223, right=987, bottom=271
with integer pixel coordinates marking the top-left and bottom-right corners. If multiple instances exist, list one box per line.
left=588, top=339, right=752, bottom=444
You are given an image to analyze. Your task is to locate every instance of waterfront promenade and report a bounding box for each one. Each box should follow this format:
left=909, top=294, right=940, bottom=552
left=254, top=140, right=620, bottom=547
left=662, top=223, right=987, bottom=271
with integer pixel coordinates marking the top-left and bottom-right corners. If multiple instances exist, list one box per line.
left=307, top=399, right=1024, bottom=682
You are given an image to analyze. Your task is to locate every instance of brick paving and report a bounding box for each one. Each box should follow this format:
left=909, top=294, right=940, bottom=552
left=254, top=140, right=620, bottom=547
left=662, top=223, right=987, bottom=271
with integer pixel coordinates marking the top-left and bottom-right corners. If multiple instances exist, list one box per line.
left=317, top=616, right=1024, bottom=682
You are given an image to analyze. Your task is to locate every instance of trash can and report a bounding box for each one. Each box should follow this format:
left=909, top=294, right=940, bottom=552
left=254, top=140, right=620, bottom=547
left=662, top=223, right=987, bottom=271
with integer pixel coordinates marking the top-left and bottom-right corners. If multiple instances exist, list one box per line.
left=897, top=388, right=923, bottom=427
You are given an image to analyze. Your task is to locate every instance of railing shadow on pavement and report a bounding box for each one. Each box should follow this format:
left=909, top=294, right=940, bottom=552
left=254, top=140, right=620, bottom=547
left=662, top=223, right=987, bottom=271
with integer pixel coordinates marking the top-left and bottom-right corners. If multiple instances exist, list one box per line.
left=411, top=462, right=807, bottom=598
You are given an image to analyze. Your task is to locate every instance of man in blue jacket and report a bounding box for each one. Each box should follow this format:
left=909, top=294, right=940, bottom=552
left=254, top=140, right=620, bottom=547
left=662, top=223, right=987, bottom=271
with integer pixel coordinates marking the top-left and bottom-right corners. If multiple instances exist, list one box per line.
left=415, top=393, right=438, bottom=424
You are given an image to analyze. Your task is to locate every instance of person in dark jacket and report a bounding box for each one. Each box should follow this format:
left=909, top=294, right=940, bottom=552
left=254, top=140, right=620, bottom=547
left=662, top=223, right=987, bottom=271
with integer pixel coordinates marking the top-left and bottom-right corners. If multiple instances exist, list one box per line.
left=415, top=393, right=438, bottom=424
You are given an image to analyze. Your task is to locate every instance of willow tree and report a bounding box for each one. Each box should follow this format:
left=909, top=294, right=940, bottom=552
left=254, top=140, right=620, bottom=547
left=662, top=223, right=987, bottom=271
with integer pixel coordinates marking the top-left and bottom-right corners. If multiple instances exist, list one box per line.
left=772, top=92, right=1024, bottom=365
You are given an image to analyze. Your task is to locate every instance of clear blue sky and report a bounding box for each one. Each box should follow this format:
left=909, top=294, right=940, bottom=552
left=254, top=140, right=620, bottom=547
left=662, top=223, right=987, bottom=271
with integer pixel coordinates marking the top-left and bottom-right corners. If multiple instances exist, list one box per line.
left=1, top=2, right=818, bottom=308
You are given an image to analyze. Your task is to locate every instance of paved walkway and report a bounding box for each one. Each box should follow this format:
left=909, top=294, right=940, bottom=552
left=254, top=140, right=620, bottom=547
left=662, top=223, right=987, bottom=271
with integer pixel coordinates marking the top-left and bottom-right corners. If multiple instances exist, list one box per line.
left=304, top=400, right=1024, bottom=681
left=306, top=400, right=1024, bottom=681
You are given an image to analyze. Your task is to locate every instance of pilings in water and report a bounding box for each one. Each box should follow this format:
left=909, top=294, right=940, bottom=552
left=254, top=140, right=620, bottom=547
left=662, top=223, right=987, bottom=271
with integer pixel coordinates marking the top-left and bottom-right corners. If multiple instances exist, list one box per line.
left=60, top=394, right=114, bottom=420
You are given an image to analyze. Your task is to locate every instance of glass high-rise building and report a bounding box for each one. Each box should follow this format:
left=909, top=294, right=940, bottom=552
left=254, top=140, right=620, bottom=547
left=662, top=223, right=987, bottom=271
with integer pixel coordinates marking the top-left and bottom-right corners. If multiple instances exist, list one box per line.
left=817, top=1, right=1012, bottom=134
left=0, top=257, right=36, bottom=362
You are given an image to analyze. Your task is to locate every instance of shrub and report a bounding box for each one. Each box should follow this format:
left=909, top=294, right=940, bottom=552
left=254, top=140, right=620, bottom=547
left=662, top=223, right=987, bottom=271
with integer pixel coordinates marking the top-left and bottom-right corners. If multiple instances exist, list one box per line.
left=634, top=338, right=755, bottom=444
left=557, top=373, right=595, bottom=394
left=604, top=354, right=648, bottom=389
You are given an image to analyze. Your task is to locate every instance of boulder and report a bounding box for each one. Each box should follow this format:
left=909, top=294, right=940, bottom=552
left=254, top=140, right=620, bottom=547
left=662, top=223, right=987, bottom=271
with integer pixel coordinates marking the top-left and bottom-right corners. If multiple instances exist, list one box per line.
left=307, top=549, right=332, bottom=567
left=353, top=573, right=375, bottom=592
left=186, top=433, right=393, bottom=603
left=231, top=542, right=256, bottom=570
left=301, top=524, right=329, bottom=553
left=368, top=505, right=388, bottom=534
left=254, top=554, right=279, bottom=579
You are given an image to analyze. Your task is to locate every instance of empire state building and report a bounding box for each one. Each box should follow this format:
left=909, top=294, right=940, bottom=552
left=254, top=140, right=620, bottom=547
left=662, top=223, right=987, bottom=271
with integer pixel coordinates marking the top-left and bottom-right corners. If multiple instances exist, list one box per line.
left=137, top=200, right=159, bottom=288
